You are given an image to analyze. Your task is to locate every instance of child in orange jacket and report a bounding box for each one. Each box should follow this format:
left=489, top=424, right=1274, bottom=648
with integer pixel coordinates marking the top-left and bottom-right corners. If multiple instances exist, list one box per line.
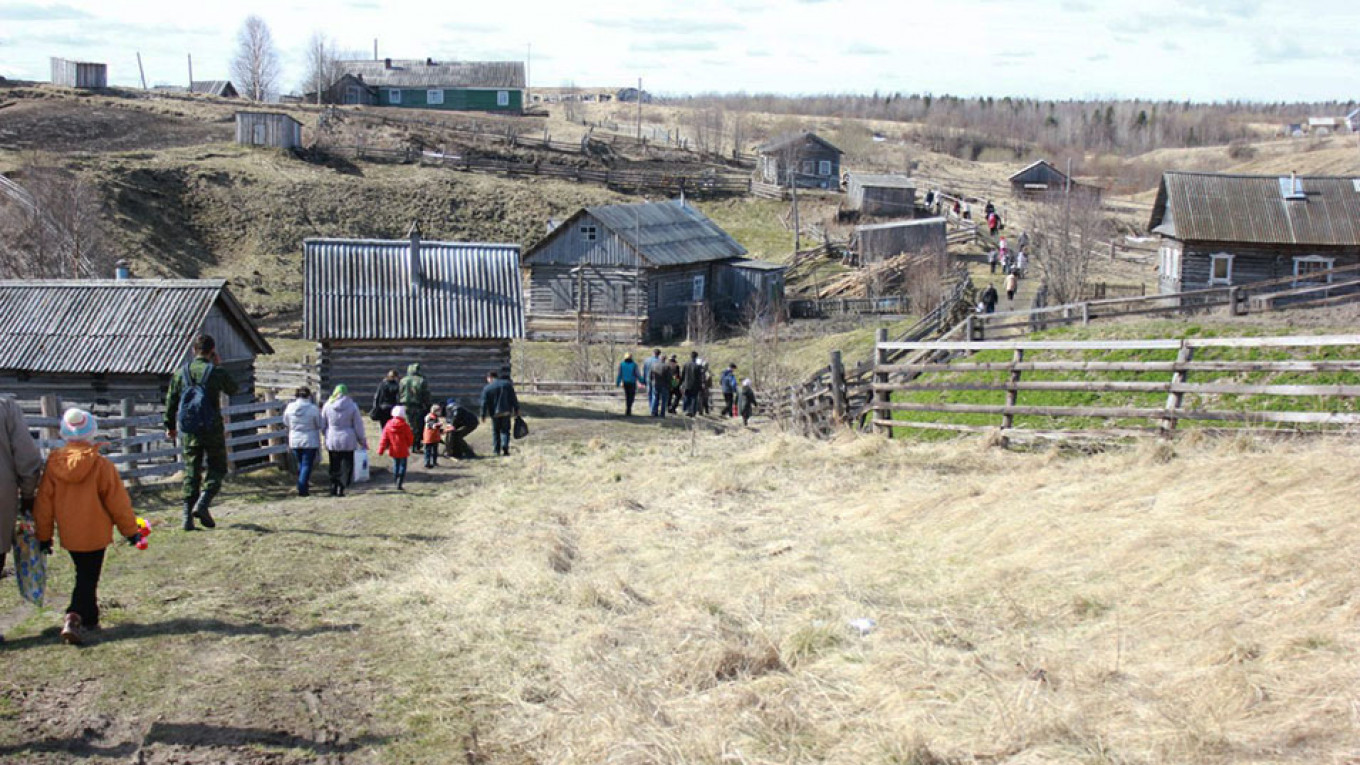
left=379, top=405, right=415, bottom=490
left=34, top=409, right=144, bottom=645
left=422, top=404, right=448, bottom=469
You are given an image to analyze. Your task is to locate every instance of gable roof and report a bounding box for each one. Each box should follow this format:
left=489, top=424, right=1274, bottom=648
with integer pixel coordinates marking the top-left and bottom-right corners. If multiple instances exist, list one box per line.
left=1009, top=159, right=1068, bottom=183
left=0, top=280, right=271, bottom=375
left=191, top=80, right=237, bottom=97
left=756, top=131, right=843, bottom=155
left=303, top=239, right=524, bottom=341
left=335, top=60, right=525, bottom=90
left=523, top=201, right=747, bottom=268
left=1149, top=171, right=1360, bottom=246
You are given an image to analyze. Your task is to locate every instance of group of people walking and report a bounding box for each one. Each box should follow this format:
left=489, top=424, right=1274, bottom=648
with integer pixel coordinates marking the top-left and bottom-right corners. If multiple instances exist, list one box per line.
left=619, top=350, right=758, bottom=425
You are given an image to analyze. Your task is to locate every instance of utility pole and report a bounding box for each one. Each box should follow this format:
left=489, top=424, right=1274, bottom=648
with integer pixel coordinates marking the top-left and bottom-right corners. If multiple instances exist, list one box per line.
left=136, top=52, right=147, bottom=90
left=187, top=53, right=193, bottom=88
left=636, top=77, right=642, bottom=141
left=526, top=43, right=532, bottom=105
left=373, top=38, right=378, bottom=61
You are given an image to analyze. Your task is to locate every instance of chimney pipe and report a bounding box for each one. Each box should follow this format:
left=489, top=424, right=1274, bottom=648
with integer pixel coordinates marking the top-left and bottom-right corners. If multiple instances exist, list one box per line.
left=408, top=221, right=422, bottom=291
left=384, top=57, right=392, bottom=70
left=114, top=259, right=131, bottom=280
left=426, top=57, right=434, bottom=66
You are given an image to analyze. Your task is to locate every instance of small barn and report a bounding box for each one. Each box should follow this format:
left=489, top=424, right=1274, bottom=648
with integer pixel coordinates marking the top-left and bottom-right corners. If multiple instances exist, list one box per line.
left=852, top=218, right=948, bottom=265
left=50, top=57, right=106, bottom=89
left=846, top=173, right=917, bottom=217
left=235, top=111, right=303, bottom=149
left=522, top=200, right=782, bottom=341
left=1008, top=160, right=1102, bottom=202
left=192, top=80, right=239, bottom=98
left=0, top=278, right=272, bottom=408
left=1347, top=108, right=1360, bottom=133
left=756, top=132, right=843, bottom=190
left=1149, top=171, right=1360, bottom=294
left=303, top=231, right=524, bottom=404
left=322, top=58, right=525, bottom=112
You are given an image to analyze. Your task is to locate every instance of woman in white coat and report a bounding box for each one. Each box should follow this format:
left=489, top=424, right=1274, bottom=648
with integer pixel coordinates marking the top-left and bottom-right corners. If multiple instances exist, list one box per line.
left=283, top=387, right=325, bottom=497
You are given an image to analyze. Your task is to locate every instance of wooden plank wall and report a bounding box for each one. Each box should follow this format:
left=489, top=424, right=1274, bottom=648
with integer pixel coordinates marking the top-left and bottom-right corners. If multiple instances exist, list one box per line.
left=319, top=339, right=511, bottom=406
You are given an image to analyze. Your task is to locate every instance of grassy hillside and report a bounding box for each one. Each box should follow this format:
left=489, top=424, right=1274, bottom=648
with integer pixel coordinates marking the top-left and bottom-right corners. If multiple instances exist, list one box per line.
left=2, top=399, right=1357, bottom=763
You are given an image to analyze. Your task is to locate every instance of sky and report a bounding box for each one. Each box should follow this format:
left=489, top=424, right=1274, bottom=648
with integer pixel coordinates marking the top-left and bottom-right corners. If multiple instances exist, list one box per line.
left=1, top=0, right=1357, bottom=102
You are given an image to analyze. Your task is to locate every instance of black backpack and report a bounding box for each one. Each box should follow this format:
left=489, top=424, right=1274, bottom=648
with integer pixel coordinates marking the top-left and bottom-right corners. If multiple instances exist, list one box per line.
left=177, top=363, right=218, bottom=436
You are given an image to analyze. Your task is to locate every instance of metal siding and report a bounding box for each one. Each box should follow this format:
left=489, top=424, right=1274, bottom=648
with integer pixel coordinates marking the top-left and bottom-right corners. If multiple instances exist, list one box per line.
left=303, top=239, right=524, bottom=341
left=1159, top=172, right=1360, bottom=247
left=586, top=202, right=747, bottom=266
left=336, top=60, right=525, bottom=89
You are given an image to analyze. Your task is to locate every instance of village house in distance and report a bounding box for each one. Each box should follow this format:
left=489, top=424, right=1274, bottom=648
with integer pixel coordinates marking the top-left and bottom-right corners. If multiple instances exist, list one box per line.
left=1150, top=171, right=1360, bottom=294
left=755, top=132, right=843, bottom=190
left=1009, top=159, right=1102, bottom=202
left=522, top=200, right=785, bottom=342
left=313, top=58, right=525, bottom=113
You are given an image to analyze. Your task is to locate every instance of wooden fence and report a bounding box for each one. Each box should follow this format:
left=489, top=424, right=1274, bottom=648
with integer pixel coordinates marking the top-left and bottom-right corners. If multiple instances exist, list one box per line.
left=869, top=335, right=1360, bottom=440
left=786, top=295, right=912, bottom=319
left=256, top=361, right=320, bottom=397
left=23, top=394, right=290, bottom=485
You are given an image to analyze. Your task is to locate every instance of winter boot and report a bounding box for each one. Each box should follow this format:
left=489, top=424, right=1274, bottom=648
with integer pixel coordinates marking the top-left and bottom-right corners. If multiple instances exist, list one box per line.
left=193, top=491, right=217, bottom=529
left=60, top=612, right=83, bottom=645
left=182, top=495, right=199, bottom=531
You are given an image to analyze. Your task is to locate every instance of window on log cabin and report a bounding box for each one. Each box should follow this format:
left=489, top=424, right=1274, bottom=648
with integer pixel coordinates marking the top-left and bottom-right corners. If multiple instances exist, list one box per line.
left=818, top=160, right=832, bottom=176
left=1209, top=253, right=1234, bottom=285
left=427, top=89, right=444, bottom=105
left=801, top=160, right=816, bottom=175
left=1293, top=255, right=1335, bottom=285
left=609, top=284, right=627, bottom=312
left=388, top=89, right=401, bottom=105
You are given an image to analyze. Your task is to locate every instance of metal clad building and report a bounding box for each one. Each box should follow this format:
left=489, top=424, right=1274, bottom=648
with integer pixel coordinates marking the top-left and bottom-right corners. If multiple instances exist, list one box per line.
left=1150, top=171, right=1360, bottom=294
left=50, top=57, right=107, bottom=89
left=303, top=234, right=524, bottom=403
left=235, top=111, right=303, bottom=149
left=0, top=279, right=271, bottom=407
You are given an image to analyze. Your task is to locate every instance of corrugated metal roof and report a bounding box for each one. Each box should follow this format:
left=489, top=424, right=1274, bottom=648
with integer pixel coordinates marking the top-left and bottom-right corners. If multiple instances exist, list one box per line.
left=587, top=201, right=747, bottom=266
left=848, top=173, right=916, bottom=189
left=855, top=217, right=947, bottom=233
left=191, top=80, right=236, bottom=96
left=756, top=131, right=843, bottom=155
left=0, top=280, right=271, bottom=375
left=336, top=60, right=525, bottom=89
left=1150, top=171, right=1360, bottom=246
left=303, top=239, right=524, bottom=341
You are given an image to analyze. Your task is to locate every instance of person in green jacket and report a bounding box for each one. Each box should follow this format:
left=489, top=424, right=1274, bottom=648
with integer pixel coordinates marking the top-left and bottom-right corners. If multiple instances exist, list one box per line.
left=164, top=334, right=239, bottom=531
left=399, top=363, right=432, bottom=438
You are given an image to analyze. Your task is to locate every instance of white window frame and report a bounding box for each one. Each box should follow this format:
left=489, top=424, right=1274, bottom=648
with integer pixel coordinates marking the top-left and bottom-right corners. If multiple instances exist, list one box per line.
left=801, top=160, right=816, bottom=176
left=427, top=89, right=444, bottom=105
left=818, top=160, right=832, bottom=176
left=692, top=274, right=706, bottom=302
left=388, top=88, right=402, bottom=105
left=580, top=225, right=597, bottom=242
left=1293, top=255, right=1335, bottom=285
left=1159, top=244, right=1181, bottom=280
left=497, top=90, right=510, bottom=107
left=1208, top=253, right=1234, bottom=285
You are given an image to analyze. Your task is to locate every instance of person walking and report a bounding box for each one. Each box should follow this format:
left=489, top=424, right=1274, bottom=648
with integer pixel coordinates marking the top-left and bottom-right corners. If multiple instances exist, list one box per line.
left=378, top=405, right=414, bottom=490
left=422, top=404, right=447, bottom=468
left=988, top=249, right=998, bottom=274
left=666, top=355, right=683, bottom=414
left=1015, top=250, right=1028, bottom=279
left=1018, top=231, right=1030, bottom=251
left=720, top=364, right=739, bottom=417
left=322, top=384, right=367, bottom=497
left=1005, top=271, right=1019, bottom=303
left=680, top=352, right=703, bottom=417
left=739, top=379, right=758, bottom=426
left=699, top=359, right=714, bottom=415
left=164, top=333, right=238, bottom=531
left=0, top=394, right=43, bottom=605
left=34, top=409, right=144, bottom=645
left=371, top=370, right=401, bottom=426
left=641, top=351, right=663, bottom=416
left=481, top=370, right=520, bottom=457
left=615, top=353, right=642, bottom=416
left=283, top=387, right=325, bottom=497
left=649, top=353, right=673, bottom=418
left=398, top=363, right=431, bottom=439
left=980, top=283, right=1000, bottom=314
left=440, top=398, right=479, bottom=459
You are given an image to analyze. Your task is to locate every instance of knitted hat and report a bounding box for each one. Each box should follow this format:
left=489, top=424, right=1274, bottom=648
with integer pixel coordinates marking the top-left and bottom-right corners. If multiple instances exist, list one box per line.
left=60, top=408, right=98, bottom=441
left=391, top=405, right=406, bottom=420
left=742, top=379, right=752, bottom=387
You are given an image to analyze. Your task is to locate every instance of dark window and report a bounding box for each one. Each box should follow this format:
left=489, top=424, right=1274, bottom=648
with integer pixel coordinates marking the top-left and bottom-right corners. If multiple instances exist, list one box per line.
left=581, top=225, right=597, bottom=242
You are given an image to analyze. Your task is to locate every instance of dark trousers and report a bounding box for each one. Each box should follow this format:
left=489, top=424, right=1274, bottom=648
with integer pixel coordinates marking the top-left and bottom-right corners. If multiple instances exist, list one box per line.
left=682, top=390, right=699, bottom=416
left=443, top=424, right=477, bottom=458
left=622, top=382, right=637, bottom=415
left=423, top=442, right=439, bottom=467
left=181, top=434, right=228, bottom=503
left=723, top=391, right=735, bottom=416
left=669, top=386, right=682, bottom=413
left=651, top=384, right=670, bottom=417
left=293, top=448, right=318, bottom=496
left=67, top=549, right=105, bottom=627
left=1007, top=289, right=1016, bottom=301
left=492, top=416, right=512, bottom=454
left=328, top=450, right=354, bottom=494
left=984, top=303, right=996, bottom=314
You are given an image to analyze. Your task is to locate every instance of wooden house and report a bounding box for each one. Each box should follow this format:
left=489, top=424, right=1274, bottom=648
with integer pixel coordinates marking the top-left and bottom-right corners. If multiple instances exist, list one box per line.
left=235, top=111, right=303, bottom=149
left=1008, top=160, right=1102, bottom=202
left=1149, top=171, right=1360, bottom=294
left=852, top=218, right=948, bottom=265
left=320, top=58, right=525, bottom=112
left=522, top=200, right=783, bottom=341
left=1347, top=108, right=1360, bottom=133
left=50, top=57, right=106, bottom=89
left=0, top=279, right=271, bottom=408
left=303, top=230, right=524, bottom=404
left=756, top=132, right=843, bottom=190
left=191, top=80, right=239, bottom=98
left=845, top=173, right=916, bottom=217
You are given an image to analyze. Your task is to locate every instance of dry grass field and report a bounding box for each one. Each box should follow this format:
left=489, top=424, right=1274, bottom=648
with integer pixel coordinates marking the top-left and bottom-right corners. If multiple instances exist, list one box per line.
left=3, top=396, right=1358, bottom=764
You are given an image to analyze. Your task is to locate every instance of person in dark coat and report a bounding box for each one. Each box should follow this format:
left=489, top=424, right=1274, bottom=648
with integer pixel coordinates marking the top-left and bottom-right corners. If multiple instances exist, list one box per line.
left=649, top=354, right=673, bottom=418
left=666, top=355, right=682, bottom=414
left=441, top=398, right=479, bottom=459
left=720, top=364, right=738, bottom=417
left=641, top=349, right=663, bottom=417
left=371, top=369, right=401, bottom=425
left=615, top=353, right=642, bottom=416
left=980, top=283, right=999, bottom=314
left=480, top=370, right=520, bottom=457
left=680, top=352, right=703, bottom=417
left=739, top=379, right=758, bottom=426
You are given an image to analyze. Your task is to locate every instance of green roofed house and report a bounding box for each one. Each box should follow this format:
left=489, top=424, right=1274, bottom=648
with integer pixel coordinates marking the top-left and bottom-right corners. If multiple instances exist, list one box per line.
left=319, top=58, right=525, bottom=113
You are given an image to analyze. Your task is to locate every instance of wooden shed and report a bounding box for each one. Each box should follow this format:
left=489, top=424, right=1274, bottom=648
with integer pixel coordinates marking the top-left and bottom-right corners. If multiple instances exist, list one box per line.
left=852, top=217, right=948, bottom=264
left=522, top=200, right=779, bottom=342
left=1008, top=160, right=1102, bottom=202
left=1149, top=171, right=1360, bottom=294
left=303, top=230, right=524, bottom=404
left=235, top=111, right=303, bottom=149
left=755, top=132, right=843, bottom=190
left=50, top=57, right=106, bottom=89
left=846, top=173, right=917, bottom=217
left=0, top=279, right=272, bottom=409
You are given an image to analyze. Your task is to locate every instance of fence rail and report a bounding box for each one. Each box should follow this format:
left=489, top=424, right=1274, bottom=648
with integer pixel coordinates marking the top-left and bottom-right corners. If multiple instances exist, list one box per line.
left=786, top=295, right=911, bottom=319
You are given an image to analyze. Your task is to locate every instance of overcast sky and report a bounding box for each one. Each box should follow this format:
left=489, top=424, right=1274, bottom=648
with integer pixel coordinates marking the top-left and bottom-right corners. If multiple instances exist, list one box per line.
left=1, top=0, right=1356, bottom=101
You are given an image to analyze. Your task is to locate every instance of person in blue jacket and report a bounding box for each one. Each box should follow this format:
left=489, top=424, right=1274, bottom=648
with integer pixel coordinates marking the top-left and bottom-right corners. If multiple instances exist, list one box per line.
left=615, top=353, right=643, bottom=416
left=720, top=364, right=739, bottom=417
left=640, top=349, right=663, bottom=418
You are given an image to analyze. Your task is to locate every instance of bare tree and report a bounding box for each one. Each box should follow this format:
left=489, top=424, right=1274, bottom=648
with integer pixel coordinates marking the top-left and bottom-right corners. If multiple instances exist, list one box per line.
left=302, top=31, right=344, bottom=105
left=0, top=161, right=114, bottom=279
left=1028, top=194, right=1110, bottom=306
left=231, top=15, right=281, bottom=102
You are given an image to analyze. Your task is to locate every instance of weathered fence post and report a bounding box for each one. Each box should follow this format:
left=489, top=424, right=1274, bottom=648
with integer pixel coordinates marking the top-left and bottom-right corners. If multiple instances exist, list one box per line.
left=1081, top=302, right=1091, bottom=326
left=874, top=328, right=893, bottom=439
left=121, top=398, right=140, bottom=488
left=1227, top=286, right=1242, bottom=316
left=965, top=314, right=975, bottom=342
left=829, top=350, right=847, bottom=424
left=268, top=398, right=289, bottom=471
left=39, top=393, right=60, bottom=444
left=1160, top=342, right=1194, bottom=437
left=1002, top=349, right=1024, bottom=431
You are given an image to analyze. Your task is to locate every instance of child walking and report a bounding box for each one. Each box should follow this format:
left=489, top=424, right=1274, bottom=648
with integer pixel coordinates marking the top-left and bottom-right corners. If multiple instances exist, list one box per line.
left=34, top=409, right=144, bottom=645
left=422, top=404, right=447, bottom=468
left=379, top=405, right=414, bottom=490
left=739, top=379, right=758, bottom=426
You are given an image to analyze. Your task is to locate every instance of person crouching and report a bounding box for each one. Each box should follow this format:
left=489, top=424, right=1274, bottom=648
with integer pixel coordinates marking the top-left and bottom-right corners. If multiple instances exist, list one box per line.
left=33, top=409, right=144, bottom=645
left=380, top=405, right=414, bottom=490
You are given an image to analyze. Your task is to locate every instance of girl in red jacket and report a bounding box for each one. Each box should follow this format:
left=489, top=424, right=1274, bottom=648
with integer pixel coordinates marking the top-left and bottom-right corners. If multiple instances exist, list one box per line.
left=378, top=405, right=414, bottom=490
